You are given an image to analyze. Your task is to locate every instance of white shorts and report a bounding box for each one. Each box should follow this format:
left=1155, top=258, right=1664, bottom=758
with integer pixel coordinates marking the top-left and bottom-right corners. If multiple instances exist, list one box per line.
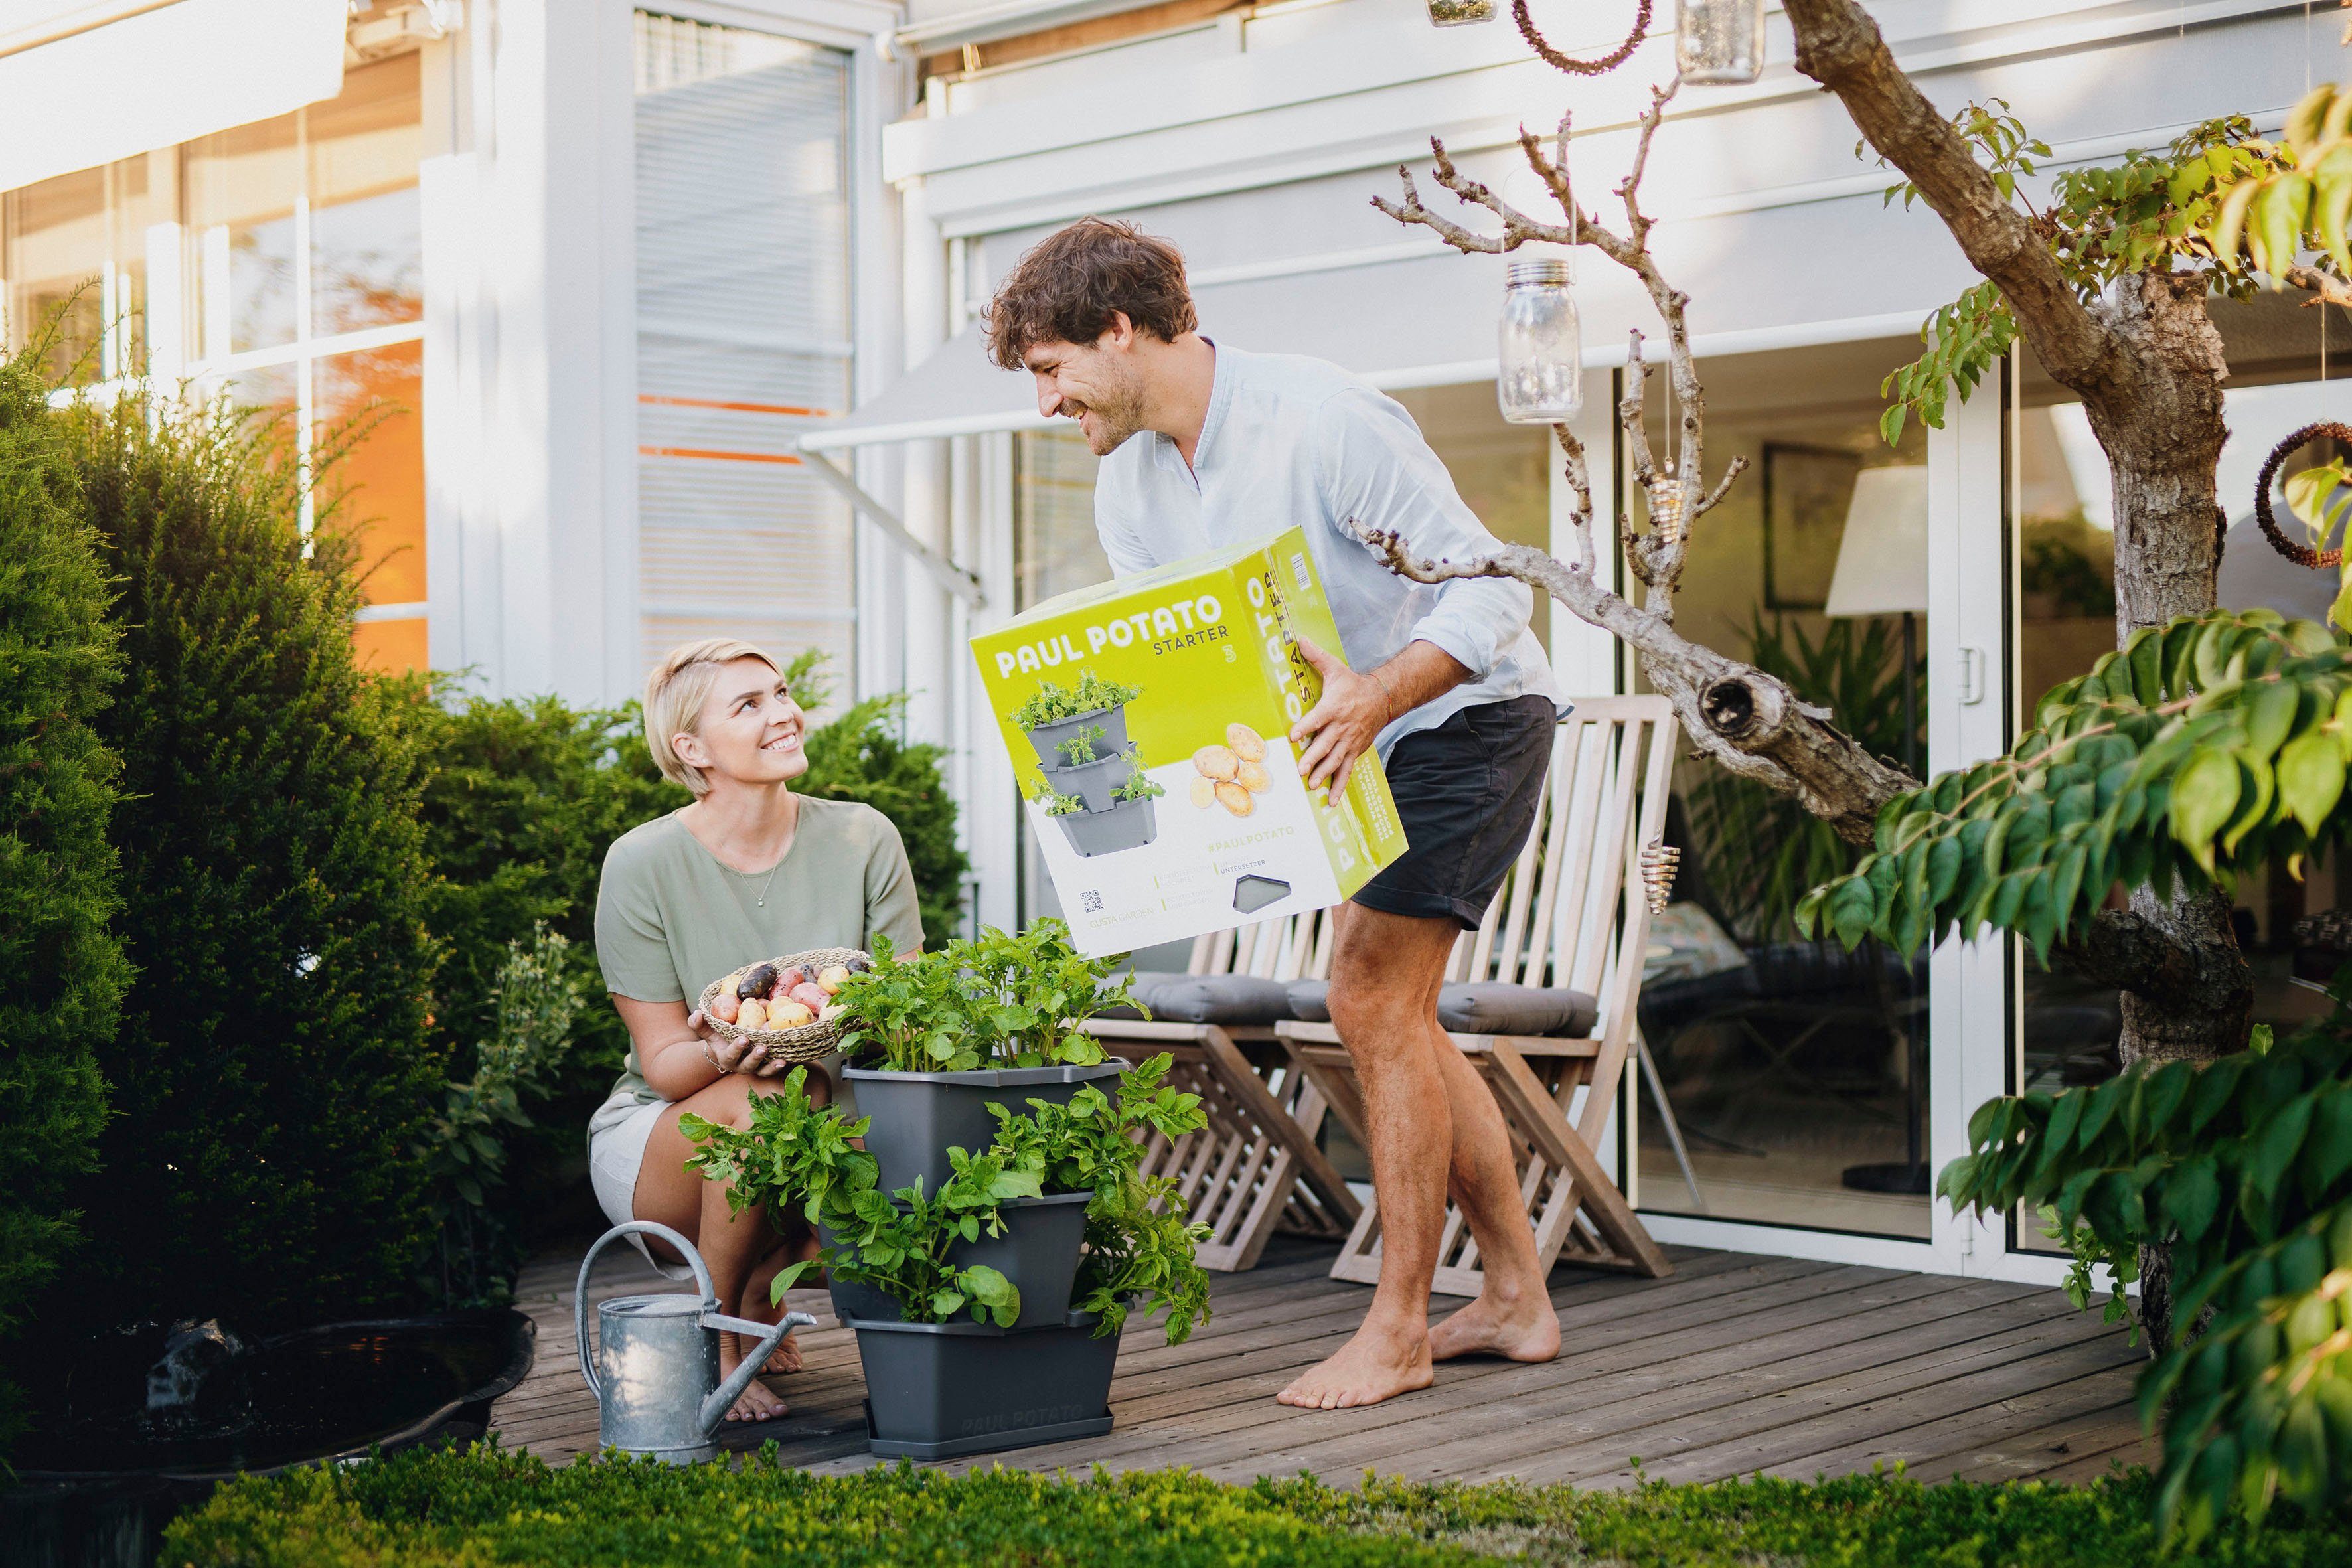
left=586, top=1095, right=697, bottom=1282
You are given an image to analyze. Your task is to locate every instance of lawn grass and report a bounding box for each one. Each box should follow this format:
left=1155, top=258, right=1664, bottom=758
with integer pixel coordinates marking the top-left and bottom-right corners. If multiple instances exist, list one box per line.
left=164, top=1441, right=2352, bottom=1566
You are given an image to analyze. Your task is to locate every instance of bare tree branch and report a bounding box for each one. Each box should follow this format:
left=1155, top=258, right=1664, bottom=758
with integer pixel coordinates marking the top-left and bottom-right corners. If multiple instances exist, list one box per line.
left=2284, top=260, right=2352, bottom=311
left=1346, top=524, right=1916, bottom=841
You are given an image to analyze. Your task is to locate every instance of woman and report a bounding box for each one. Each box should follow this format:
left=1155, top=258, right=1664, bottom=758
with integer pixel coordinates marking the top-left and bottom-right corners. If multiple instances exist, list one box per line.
left=589, top=637, right=923, bottom=1421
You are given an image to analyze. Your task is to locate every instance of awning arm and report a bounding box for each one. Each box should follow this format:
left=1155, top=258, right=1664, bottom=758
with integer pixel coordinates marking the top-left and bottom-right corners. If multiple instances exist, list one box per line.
left=797, top=447, right=987, bottom=610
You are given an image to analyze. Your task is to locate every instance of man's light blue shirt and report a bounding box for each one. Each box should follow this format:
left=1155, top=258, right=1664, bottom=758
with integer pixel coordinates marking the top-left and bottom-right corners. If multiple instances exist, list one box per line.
left=1092, top=343, right=1565, bottom=759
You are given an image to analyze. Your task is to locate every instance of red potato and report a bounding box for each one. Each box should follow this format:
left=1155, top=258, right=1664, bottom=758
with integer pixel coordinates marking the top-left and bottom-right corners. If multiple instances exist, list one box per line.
left=770, top=964, right=813, bottom=999
left=788, top=982, right=828, bottom=1012
left=708, top=990, right=742, bottom=1024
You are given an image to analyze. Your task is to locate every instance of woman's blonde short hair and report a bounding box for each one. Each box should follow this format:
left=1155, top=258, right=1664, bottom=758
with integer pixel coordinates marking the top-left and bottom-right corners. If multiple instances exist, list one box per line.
left=643, top=638, right=783, bottom=796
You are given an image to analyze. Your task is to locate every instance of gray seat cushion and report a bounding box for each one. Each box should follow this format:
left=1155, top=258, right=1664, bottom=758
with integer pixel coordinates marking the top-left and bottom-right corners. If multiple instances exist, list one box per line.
left=1097, top=971, right=1294, bottom=1026
left=1287, top=978, right=1597, bottom=1038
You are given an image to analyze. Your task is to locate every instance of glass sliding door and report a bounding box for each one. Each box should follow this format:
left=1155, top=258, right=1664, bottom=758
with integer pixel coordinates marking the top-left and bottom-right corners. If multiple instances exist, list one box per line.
left=2008, top=294, right=2352, bottom=1253
left=1626, top=337, right=1935, bottom=1239
left=634, top=11, right=856, bottom=688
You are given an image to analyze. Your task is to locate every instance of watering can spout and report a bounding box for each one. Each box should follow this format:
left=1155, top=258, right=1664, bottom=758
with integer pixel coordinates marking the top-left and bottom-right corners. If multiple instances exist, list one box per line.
left=700, top=1309, right=817, bottom=1436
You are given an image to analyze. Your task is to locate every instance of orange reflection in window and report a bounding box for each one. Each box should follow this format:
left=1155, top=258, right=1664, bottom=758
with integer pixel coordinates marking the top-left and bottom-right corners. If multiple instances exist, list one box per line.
left=315, top=337, right=425, bottom=622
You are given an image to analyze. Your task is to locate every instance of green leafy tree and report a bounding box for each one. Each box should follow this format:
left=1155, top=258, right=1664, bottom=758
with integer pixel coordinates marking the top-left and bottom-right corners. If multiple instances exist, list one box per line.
left=63, top=393, right=444, bottom=1332
left=0, top=351, right=125, bottom=1445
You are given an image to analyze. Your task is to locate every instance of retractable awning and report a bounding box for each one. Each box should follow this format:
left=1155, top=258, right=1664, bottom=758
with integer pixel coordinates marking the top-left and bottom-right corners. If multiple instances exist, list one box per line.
left=0, top=0, right=347, bottom=193
left=797, top=250, right=1502, bottom=454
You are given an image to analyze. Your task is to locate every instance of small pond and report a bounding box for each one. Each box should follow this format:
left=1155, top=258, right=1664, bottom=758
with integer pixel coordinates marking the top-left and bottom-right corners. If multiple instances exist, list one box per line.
left=5, top=1308, right=534, bottom=1568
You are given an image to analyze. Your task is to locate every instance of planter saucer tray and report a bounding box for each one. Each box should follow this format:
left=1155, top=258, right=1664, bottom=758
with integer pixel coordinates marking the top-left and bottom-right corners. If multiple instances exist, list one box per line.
left=971, top=526, right=1408, bottom=957
left=850, top=1311, right=1120, bottom=1460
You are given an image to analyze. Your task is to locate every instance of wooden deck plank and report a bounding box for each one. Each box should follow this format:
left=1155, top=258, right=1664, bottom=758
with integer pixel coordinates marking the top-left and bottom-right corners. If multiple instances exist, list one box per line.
left=493, top=1239, right=2144, bottom=1486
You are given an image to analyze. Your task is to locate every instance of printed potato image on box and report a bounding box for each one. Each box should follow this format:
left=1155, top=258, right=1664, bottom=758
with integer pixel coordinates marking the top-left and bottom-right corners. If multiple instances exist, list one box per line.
left=972, top=527, right=1408, bottom=956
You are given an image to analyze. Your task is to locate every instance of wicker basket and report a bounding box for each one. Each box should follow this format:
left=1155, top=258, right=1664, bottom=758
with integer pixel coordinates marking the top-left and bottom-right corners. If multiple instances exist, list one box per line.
left=697, top=946, right=870, bottom=1067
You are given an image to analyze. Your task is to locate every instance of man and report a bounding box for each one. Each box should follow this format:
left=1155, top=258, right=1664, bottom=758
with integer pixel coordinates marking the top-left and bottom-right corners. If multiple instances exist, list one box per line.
left=986, top=217, right=1568, bottom=1410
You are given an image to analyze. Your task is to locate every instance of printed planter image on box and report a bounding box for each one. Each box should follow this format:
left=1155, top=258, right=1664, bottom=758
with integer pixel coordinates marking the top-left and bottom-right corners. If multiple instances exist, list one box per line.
left=851, top=1312, right=1120, bottom=1460
left=1040, top=750, right=1135, bottom=812
left=842, top=1059, right=1130, bottom=1196
left=1025, top=706, right=1130, bottom=770
left=1056, top=796, right=1158, bottom=857
left=824, top=1191, right=1091, bottom=1330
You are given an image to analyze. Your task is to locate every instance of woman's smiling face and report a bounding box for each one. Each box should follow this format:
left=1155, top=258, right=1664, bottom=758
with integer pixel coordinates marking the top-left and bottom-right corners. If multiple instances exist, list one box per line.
left=676, top=657, right=807, bottom=789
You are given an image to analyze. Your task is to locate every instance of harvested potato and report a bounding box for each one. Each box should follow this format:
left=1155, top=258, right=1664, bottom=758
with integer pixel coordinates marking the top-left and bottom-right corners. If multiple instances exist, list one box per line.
left=1215, top=781, right=1253, bottom=816
left=1235, top=761, right=1271, bottom=794
left=770, top=1000, right=815, bottom=1029
left=788, top=982, right=828, bottom=1012
left=1225, top=722, right=1266, bottom=762
left=1188, top=777, right=1217, bottom=809
left=708, top=990, right=742, bottom=1024
left=1193, top=744, right=1239, bottom=781
left=738, top=996, right=768, bottom=1030
left=817, top=963, right=850, bottom=994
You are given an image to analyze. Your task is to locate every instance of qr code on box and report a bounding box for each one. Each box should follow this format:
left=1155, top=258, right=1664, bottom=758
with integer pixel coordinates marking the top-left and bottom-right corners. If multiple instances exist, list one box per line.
left=1081, top=890, right=1105, bottom=913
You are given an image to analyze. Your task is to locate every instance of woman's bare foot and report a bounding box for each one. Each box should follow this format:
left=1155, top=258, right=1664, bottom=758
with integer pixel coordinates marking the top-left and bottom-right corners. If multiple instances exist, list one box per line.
left=719, top=1338, right=789, bottom=1423
left=1428, top=1289, right=1560, bottom=1364
left=761, top=1330, right=803, bottom=1375
left=1275, top=1322, right=1434, bottom=1409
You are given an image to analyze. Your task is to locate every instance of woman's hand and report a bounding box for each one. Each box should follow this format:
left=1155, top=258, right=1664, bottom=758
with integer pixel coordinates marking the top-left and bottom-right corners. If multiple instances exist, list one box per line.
left=690, top=1009, right=792, bottom=1077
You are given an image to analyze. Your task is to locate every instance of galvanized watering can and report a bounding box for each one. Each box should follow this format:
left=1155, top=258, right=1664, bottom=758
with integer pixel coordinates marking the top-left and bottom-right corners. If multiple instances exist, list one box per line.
left=575, top=1220, right=817, bottom=1462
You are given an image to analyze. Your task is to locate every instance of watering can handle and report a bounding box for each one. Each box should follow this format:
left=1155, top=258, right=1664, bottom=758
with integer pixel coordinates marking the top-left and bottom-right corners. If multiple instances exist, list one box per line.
left=574, top=1220, right=718, bottom=1399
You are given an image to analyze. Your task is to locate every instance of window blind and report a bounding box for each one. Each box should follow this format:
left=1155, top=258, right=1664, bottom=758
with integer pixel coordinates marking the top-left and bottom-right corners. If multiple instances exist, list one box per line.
left=634, top=11, right=854, bottom=694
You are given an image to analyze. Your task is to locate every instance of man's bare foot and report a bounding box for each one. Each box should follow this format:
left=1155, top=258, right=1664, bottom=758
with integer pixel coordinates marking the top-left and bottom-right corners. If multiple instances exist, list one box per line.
left=1428, top=1289, right=1560, bottom=1364
left=1275, top=1323, right=1434, bottom=1409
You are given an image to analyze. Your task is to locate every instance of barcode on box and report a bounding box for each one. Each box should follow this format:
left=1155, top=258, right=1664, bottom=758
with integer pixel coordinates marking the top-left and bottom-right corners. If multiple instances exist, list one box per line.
left=1291, top=551, right=1312, bottom=592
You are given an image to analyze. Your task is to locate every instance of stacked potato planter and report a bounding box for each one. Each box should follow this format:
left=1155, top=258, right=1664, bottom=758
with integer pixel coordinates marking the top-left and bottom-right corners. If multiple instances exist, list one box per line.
left=1028, top=703, right=1158, bottom=857
left=834, top=1058, right=1130, bottom=1459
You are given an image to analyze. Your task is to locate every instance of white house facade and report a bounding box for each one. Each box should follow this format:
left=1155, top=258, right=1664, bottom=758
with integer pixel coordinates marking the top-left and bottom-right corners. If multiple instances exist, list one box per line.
left=3, top=0, right=2343, bottom=1285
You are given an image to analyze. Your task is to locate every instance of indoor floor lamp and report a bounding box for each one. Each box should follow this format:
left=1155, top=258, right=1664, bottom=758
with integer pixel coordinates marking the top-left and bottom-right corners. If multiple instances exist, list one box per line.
left=1823, top=466, right=1932, bottom=1196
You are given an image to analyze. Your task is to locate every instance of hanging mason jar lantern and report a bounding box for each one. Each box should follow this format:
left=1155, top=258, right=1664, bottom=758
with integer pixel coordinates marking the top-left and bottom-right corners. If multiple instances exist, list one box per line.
left=1676, top=0, right=1764, bottom=84
left=1497, top=258, right=1583, bottom=425
left=1425, top=0, right=1496, bottom=25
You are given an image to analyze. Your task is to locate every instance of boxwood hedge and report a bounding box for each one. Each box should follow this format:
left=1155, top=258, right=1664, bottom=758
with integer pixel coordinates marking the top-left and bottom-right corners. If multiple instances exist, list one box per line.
left=165, top=1442, right=2349, bottom=1567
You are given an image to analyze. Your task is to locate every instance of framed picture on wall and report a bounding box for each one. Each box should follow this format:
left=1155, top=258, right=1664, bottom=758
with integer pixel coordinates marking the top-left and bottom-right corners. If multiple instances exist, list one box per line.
left=1761, top=442, right=1863, bottom=611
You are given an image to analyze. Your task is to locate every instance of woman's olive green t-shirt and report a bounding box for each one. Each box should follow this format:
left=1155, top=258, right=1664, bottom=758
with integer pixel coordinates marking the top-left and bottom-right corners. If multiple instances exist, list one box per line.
left=588, top=798, right=924, bottom=1140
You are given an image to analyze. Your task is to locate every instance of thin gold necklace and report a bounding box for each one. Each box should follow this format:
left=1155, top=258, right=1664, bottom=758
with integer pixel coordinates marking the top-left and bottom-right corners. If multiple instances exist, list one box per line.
left=752, top=852, right=784, bottom=908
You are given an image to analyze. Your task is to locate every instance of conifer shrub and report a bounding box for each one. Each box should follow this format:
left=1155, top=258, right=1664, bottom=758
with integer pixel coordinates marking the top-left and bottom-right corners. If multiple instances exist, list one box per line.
left=64, top=395, right=443, bottom=1332
left=0, top=353, right=124, bottom=1441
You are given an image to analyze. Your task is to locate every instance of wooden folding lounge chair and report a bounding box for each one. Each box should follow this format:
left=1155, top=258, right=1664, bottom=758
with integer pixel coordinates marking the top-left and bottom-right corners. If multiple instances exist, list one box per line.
left=1276, top=696, right=1679, bottom=1296
left=1080, top=916, right=1362, bottom=1272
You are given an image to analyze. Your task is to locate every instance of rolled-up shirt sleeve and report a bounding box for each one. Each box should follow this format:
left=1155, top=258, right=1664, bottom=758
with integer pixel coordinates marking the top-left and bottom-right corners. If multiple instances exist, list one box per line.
left=1309, top=388, right=1534, bottom=681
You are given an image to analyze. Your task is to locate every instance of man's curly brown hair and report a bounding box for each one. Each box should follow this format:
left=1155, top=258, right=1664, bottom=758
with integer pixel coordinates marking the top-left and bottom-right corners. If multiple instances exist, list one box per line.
left=984, top=218, right=1197, bottom=371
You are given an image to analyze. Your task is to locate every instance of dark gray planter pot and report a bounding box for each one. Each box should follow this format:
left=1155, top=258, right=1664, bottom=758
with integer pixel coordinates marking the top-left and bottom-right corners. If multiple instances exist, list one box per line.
left=1041, top=751, right=1135, bottom=811
left=823, top=1190, right=1092, bottom=1330
left=1056, top=797, right=1158, bottom=857
left=843, top=1059, right=1129, bottom=1196
left=1025, top=706, right=1129, bottom=769
left=850, top=1312, right=1119, bottom=1459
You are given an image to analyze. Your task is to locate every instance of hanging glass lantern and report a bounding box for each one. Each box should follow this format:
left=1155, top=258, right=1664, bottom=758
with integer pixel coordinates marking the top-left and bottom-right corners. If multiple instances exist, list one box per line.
left=1425, top=0, right=1496, bottom=25
left=1498, top=258, right=1583, bottom=425
left=1676, top=0, right=1764, bottom=84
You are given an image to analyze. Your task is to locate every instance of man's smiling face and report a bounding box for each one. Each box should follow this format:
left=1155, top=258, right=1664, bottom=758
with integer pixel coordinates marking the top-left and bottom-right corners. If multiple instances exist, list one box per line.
left=1023, top=320, right=1151, bottom=457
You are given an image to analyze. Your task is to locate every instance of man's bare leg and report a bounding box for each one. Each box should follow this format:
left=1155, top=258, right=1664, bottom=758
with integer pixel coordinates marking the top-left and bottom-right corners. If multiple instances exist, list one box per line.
left=1277, top=904, right=1460, bottom=1409
left=1423, top=1033, right=1560, bottom=1363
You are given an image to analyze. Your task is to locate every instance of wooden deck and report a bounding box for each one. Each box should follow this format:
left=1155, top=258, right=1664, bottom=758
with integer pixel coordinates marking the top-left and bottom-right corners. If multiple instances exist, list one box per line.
left=495, top=1238, right=2156, bottom=1487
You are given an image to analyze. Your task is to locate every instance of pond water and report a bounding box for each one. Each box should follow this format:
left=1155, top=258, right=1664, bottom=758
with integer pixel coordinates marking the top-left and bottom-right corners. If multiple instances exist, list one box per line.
left=5, top=1310, right=533, bottom=1568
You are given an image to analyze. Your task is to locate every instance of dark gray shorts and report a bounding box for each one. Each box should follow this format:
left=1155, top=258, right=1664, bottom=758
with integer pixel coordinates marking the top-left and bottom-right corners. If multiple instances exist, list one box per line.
left=1352, top=695, right=1561, bottom=930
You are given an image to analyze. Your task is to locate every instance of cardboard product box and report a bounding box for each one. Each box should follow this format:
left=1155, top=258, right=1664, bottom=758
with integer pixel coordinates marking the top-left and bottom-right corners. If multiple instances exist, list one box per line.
left=972, top=527, right=1409, bottom=956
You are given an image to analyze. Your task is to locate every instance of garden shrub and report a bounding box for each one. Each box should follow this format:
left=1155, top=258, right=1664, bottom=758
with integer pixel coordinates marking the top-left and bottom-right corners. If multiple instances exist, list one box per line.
left=0, top=353, right=124, bottom=1443
left=62, top=394, right=443, bottom=1334
left=166, top=1443, right=2351, bottom=1567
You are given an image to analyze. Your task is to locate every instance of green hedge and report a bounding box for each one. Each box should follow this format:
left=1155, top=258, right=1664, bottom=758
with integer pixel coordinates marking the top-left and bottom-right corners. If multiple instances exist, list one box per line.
left=165, top=1443, right=2349, bottom=1567
left=65, top=396, right=443, bottom=1333
left=0, top=354, right=124, bottom=1442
